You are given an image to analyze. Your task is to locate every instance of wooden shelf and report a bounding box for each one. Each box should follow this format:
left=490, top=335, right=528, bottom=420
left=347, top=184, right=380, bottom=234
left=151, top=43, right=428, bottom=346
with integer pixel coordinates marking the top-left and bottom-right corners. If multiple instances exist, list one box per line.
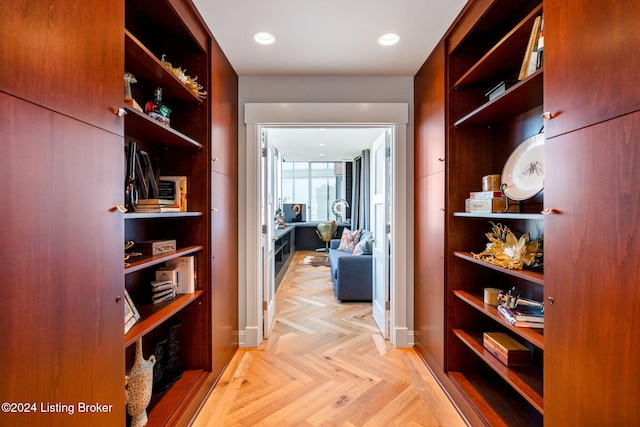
left=454, top=212, right=544, bottom=220
left=125, top=211, right=203, bottom=220
left=448, top=371, right=543, bottom=426
left=125, top=290, right=203, bottom=347
left=453, top=290, right=544, bottom=349
left=453, top=329, right=543, bottom=413
left=125, top=245, right=203, bottom=274
left=454, top=69, right=543, bottom=127
left=454, top=251, right=544, bottom=285
left=454, top=5, right=543, bottom=89
left=125, top=30, right=204, bottom=105
left=124, top=105, right=203, bottom=149
left=146, top=369, right=210, bottom=426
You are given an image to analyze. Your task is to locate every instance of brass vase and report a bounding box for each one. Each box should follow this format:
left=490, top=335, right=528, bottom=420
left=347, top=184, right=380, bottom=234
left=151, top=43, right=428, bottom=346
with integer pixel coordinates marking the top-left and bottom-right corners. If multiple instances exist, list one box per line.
left=125, top=339, right=156, bottom=427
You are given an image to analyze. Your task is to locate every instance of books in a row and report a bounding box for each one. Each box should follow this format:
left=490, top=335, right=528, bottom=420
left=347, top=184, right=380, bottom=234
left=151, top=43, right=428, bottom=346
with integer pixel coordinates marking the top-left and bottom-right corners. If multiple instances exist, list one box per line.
left=519, top=15, right=544, bottom=80
left=498, top=305, right=544, bottom=328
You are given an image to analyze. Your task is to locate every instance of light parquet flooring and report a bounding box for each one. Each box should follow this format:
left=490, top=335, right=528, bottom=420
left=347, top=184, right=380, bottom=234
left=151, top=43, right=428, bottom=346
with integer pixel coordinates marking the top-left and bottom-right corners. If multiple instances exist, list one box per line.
left=193, top=251, right=466, bottom=427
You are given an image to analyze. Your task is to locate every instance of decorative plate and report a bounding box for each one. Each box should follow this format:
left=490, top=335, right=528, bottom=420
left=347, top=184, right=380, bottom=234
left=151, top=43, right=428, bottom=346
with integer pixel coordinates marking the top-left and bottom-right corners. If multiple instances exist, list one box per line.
left=501, top=133, right=545, bottom=201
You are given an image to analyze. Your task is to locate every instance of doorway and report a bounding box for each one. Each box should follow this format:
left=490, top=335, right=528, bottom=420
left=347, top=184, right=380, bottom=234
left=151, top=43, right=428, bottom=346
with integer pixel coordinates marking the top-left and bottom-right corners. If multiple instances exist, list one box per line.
left=241, top=103, right=410, bottom=348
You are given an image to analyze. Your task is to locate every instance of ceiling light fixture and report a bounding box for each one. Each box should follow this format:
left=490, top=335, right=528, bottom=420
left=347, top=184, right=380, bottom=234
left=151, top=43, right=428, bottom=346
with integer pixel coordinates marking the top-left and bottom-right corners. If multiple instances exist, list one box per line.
left=253, top=32, right=276, bottom=45
left=378, top=32, right=401, bottom=46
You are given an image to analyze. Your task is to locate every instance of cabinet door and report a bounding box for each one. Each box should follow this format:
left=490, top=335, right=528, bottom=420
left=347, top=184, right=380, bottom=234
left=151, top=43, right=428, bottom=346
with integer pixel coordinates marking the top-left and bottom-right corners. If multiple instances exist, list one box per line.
left=210, top=172, right=239, bottom=376
left=544, top=112, right=640, bottom=426
left=415, top=42, right=446, bottom=178
left=0, top=0, right=123, bottom=135
left=544, top=0, right=640, bottom=138
left=414, top=173, right=445, bottom=369
left=210, top=42, right=239, bottom=178
left=0, top=93, right=124, bottom=426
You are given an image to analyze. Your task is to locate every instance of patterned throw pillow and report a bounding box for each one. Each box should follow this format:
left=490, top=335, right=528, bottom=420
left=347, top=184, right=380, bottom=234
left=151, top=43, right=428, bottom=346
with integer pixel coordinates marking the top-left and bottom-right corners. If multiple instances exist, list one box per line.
left=352, top=231, right=373, bottom=256
left=337, top=228, right=361, bottom=252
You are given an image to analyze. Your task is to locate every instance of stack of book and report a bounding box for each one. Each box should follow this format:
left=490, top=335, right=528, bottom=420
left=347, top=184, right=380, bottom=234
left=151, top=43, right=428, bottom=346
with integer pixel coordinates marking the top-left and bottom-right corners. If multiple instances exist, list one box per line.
left=135, top=198, right=181, bottom=213
left=465, top=191, right=519, bottom=213
left=498, top=304, right=544, bottom=328
left=151, top=279, right=175, bottom=304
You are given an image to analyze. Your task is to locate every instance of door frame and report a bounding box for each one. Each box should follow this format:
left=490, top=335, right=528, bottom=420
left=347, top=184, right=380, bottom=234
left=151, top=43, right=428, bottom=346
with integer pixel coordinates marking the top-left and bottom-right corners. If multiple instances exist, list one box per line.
left=241, top=103, right=410, bottom=348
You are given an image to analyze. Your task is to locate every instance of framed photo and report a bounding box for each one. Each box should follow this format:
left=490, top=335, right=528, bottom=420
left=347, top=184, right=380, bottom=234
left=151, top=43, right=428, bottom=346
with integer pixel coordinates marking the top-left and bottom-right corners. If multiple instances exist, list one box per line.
left=159, top=176, right=187, bottom=211
left=124, top=289, right=140, bottom=334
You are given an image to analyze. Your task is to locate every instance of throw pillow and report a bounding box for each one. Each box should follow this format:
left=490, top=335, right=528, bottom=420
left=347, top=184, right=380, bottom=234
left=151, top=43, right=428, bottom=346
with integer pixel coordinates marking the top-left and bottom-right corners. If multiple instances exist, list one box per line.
left=337, top=228, right=353, bottom=251
left=352, top=231, right=373, bottom=256
left=337, top=228, right=361, bottom=252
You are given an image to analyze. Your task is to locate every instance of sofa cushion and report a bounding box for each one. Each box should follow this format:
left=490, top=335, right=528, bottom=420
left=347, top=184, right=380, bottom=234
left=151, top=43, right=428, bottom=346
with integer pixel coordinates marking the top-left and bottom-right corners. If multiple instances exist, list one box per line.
left=337, top=228, right=361, bottom=252
left=352, top=231, right=373, bottom=256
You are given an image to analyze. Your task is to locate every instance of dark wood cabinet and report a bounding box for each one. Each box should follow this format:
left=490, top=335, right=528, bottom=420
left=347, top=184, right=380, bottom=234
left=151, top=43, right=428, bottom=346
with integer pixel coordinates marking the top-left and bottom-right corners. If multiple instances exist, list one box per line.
left=543, top=0, right=640, bottom=138
left=0, top=0, right=124, bottom=135
left=414, top=41, right=446, bottom=372
left=210, top=171, right=239, bottom=376
left=544, top=96, right=640, bottom=427
left=415, top=0, right=640, bottom=425
left=0, top=92, right=124, bottom=426
left=2, top=0, right=238, bottom=425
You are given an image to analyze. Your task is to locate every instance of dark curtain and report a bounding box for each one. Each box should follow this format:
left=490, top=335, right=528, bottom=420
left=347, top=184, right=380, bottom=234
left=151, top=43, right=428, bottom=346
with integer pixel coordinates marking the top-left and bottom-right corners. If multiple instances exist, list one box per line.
left=351, top=149, right=370, bottom=230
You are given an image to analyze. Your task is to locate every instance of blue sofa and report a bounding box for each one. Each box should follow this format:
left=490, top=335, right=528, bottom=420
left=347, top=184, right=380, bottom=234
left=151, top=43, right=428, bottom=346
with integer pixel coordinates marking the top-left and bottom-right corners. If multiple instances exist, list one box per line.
left=328, top=239, right=372, bottom=301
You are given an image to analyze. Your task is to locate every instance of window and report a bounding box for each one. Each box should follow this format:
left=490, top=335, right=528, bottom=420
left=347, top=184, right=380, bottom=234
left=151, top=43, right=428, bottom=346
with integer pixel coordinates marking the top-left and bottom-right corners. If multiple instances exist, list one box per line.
left=281, top=161, right=343, bottom=221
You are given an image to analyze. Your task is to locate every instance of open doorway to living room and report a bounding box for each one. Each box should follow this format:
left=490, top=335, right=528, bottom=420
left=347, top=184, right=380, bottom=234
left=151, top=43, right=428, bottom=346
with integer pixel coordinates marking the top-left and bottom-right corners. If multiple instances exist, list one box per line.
left=241, top=103, right=411, bottom=349
left=263, top=126, right=393, bottom=339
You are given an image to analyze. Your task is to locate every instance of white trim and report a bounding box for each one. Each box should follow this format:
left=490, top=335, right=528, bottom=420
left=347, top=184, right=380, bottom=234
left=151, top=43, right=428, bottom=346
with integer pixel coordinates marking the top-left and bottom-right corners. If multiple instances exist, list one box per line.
left=241, top=103, right=410, bottom=348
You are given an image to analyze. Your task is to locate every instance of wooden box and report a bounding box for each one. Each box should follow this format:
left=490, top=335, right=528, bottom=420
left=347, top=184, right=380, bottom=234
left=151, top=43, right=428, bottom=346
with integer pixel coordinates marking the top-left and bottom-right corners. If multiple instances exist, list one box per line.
left=138, top=239, right=176, bottom=256
left=483, top=332, right=531, bottom=367
left=465, top=196, right=520, bottom=213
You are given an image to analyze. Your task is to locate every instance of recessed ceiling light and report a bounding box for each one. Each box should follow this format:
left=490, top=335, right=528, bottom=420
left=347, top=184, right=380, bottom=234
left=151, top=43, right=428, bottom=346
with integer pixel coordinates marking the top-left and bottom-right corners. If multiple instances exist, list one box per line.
left=319, top=143, right=326, bottom=146
left=253, top=32, right=276, bottom=45
left=378, top=33, right=401, bottom=46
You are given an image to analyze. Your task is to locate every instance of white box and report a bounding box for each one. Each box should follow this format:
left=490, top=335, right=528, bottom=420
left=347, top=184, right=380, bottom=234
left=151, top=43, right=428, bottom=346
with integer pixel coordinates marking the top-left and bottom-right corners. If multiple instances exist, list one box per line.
left=155, top=266, right=178, bottom=295
left=166, top=256, right=195, bottom=294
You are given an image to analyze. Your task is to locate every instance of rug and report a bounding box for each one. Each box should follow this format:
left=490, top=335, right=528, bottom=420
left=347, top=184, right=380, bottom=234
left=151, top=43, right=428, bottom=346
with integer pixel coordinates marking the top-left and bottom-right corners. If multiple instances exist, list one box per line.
left=303, top=254, right=330, bottom=267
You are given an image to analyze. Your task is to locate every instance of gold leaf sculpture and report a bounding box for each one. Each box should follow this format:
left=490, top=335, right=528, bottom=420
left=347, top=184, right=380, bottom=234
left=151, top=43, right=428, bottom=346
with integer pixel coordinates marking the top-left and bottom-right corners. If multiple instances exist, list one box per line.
left=161, top=55, right=208, bottom=99
left=472, top=222, right=543, bottom=270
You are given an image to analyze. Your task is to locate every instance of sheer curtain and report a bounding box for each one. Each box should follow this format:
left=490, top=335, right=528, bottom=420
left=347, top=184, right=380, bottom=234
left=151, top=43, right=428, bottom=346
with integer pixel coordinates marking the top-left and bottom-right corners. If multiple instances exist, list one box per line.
left=351, top=149, right=370, bottom=230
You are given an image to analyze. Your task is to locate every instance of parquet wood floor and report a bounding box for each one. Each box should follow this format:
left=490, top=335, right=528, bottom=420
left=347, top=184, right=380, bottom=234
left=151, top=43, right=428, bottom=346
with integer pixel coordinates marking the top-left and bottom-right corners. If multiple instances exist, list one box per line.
left=193, top=251, right=466, bottom=427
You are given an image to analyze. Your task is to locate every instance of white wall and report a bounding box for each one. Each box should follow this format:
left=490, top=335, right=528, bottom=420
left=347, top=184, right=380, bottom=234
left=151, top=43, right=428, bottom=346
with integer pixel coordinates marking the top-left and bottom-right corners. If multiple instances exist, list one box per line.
left=237, top=76, right=415, bottom=346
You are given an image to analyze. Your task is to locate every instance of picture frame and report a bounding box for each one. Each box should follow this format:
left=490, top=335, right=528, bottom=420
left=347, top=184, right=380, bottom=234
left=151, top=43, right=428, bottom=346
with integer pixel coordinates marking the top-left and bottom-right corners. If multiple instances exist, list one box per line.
left=159, top=175, right=187, bottom=211
left=124, top=289, right=140, bottom=334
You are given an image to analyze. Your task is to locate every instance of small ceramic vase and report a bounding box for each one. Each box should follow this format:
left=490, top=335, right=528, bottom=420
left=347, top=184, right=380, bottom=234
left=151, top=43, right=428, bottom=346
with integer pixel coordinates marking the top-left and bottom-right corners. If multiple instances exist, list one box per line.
left=125, top=339, right=156, bottom=427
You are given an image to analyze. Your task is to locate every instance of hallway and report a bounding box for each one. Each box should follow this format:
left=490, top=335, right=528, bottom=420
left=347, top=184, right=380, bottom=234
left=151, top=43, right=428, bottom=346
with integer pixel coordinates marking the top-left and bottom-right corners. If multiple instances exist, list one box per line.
left=193, top=251, right=466, bottom=426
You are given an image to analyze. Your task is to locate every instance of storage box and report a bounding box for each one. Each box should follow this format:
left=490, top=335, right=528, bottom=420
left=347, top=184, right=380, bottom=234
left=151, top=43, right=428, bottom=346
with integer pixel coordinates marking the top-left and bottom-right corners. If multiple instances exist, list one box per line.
left=138, top=239, right=176, bottom=256
left=465, top=197, right=519, bottom=213
left=483, top=332, right=531, bottom=367
left=166, top=256, right=196, bottom=294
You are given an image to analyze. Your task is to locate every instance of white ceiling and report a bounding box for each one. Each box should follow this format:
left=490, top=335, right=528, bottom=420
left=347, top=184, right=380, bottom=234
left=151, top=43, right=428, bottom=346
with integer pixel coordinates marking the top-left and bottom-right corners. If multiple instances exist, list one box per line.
left=267, top=127, right=387, bottom=161
left=192, top=1, right=468, bottom=160
left=192, top=0, right=468, bottom=76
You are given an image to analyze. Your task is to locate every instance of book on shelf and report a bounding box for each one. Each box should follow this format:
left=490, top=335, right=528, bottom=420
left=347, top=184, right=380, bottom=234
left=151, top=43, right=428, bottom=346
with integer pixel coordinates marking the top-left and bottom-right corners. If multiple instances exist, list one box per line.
left=518, top=15, right=542, bottom=80
left=134, top=206, right=181, bottom=213
left=469, top=191, right=505, bottom=199
left=498, top=305, right=544, bottom=328
left=511, top=305, right=544, bottom=322
left=137, top=198, right=176, bottom=206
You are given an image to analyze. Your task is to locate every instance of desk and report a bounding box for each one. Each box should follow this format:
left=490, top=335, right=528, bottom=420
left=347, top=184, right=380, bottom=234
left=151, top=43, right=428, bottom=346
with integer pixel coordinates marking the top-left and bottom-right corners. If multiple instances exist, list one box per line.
left=289, top=222, right=349, bottom=250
